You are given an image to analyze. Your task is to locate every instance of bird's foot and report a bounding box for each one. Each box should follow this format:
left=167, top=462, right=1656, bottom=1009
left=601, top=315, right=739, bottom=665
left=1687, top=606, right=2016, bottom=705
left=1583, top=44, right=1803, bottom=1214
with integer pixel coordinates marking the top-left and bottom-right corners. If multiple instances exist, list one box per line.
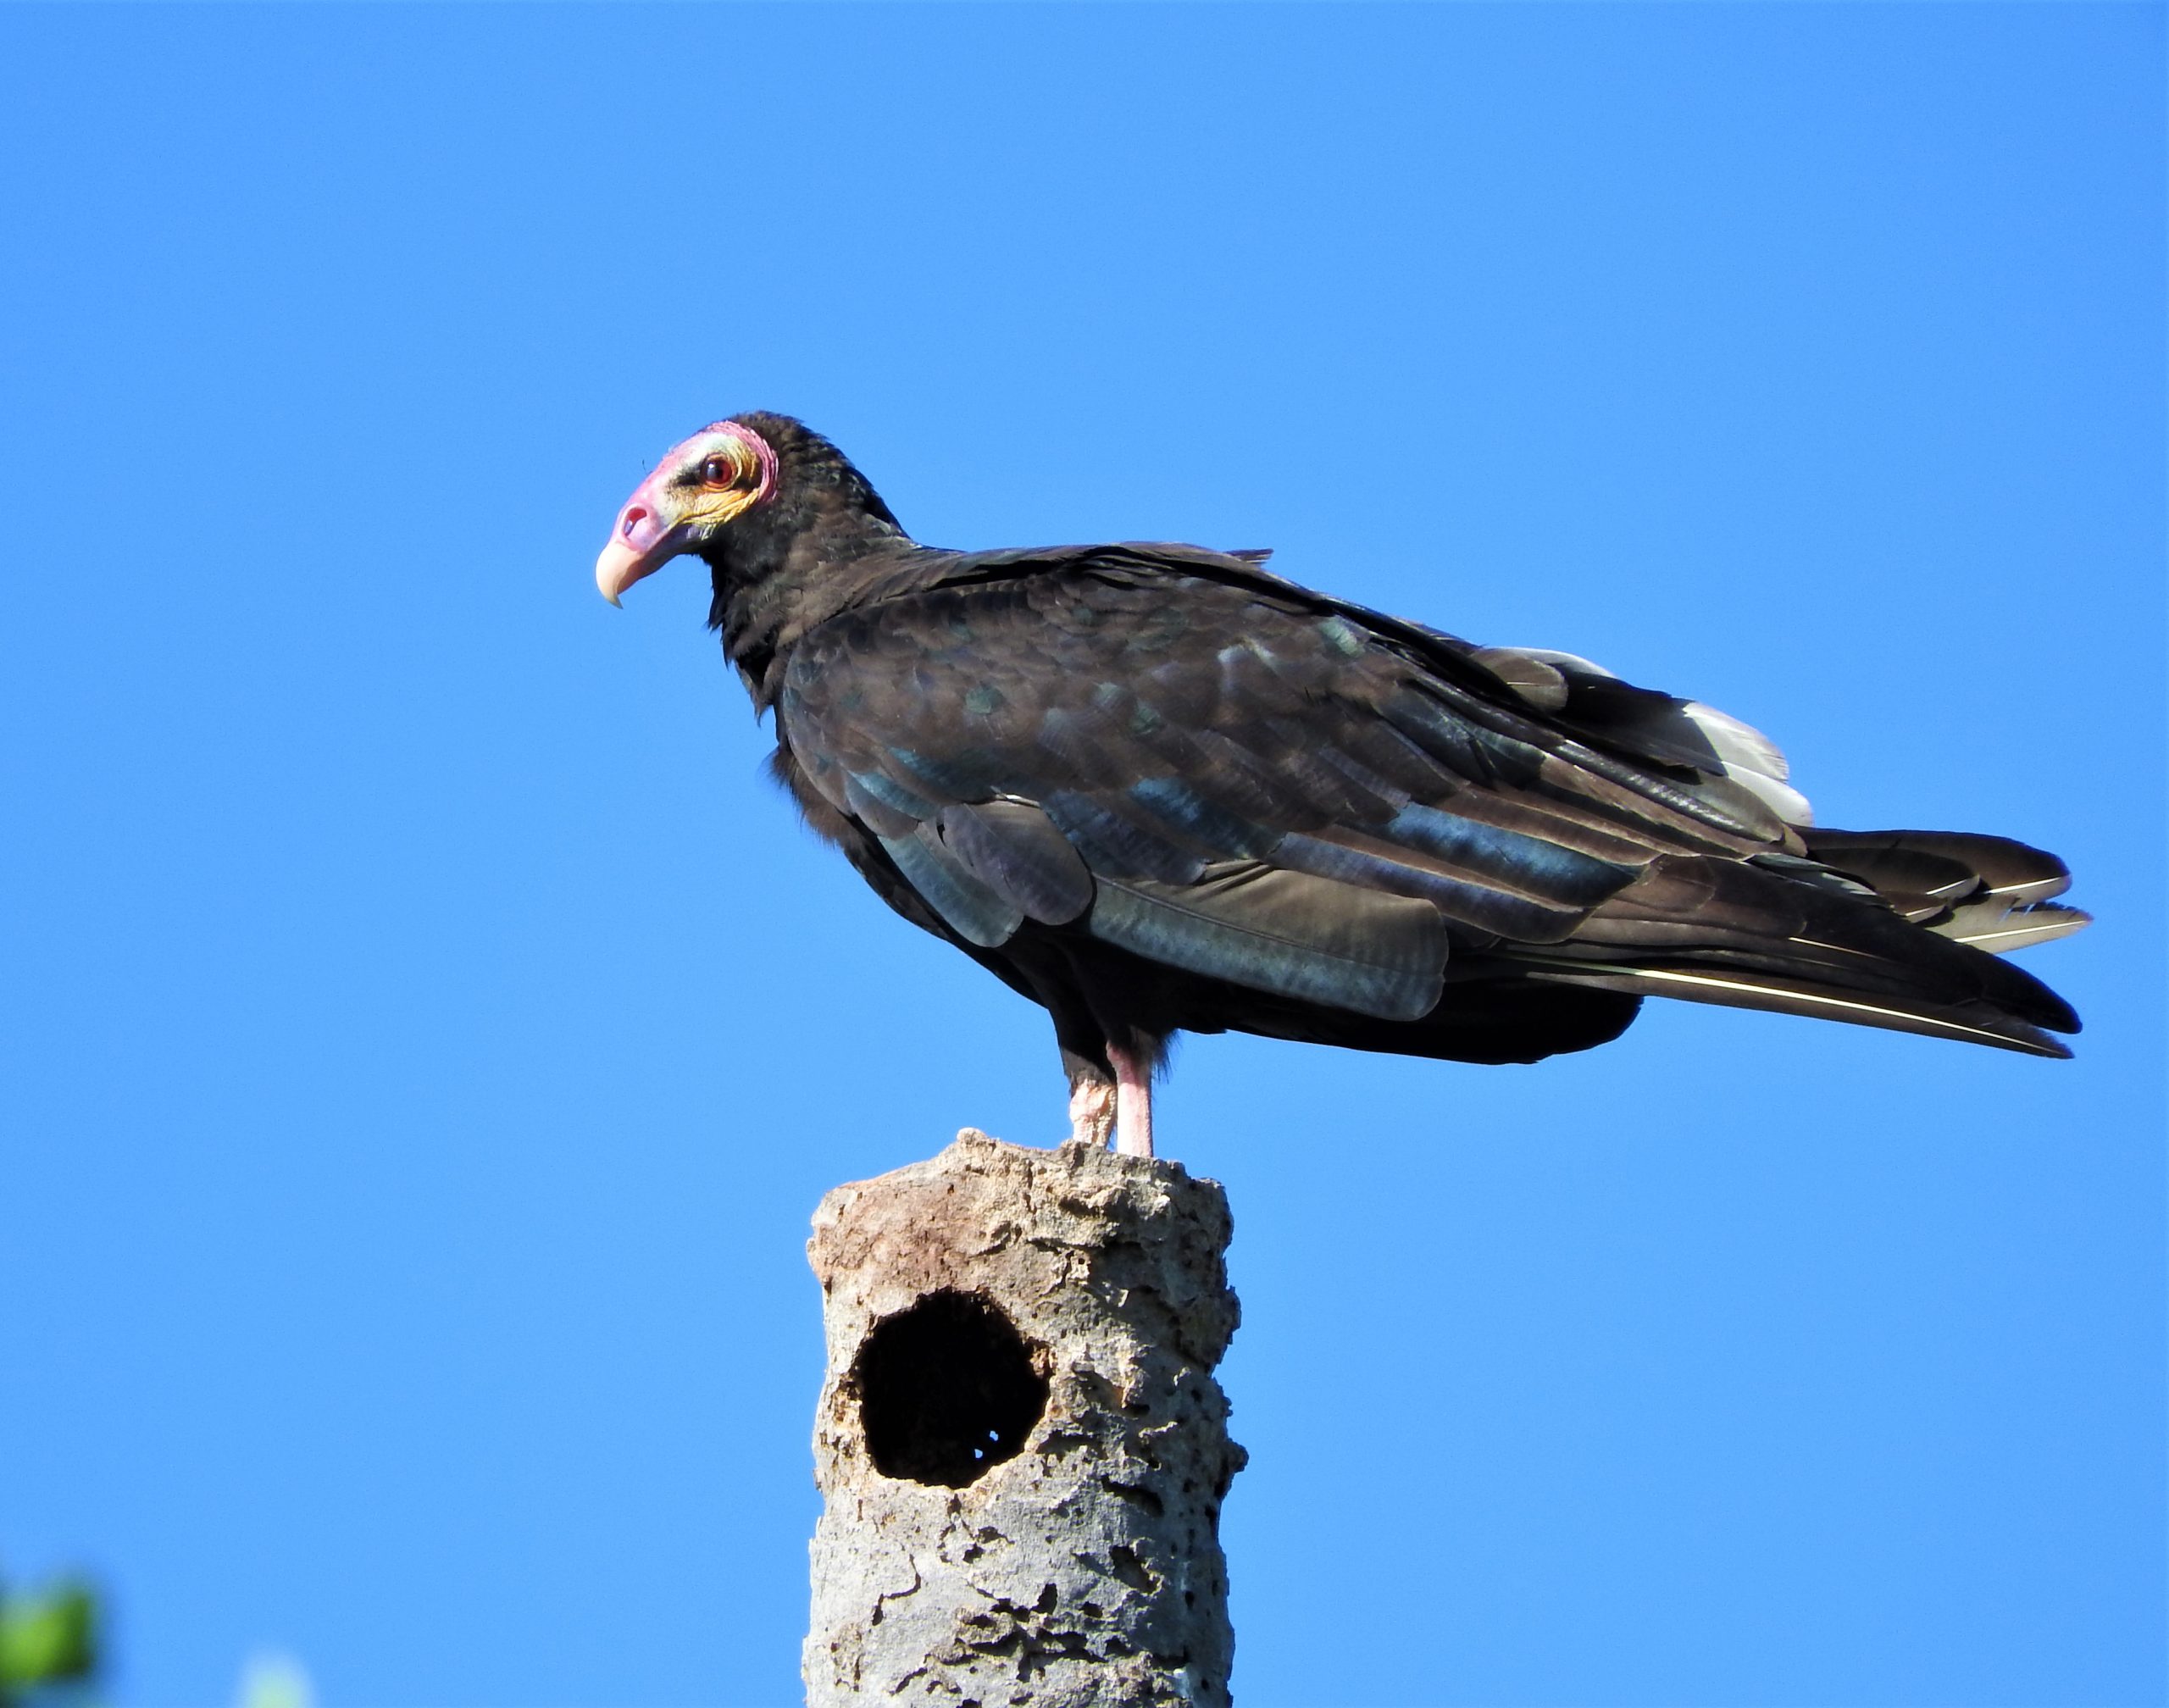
left=1068, top=1080, right=1115, bottom=1150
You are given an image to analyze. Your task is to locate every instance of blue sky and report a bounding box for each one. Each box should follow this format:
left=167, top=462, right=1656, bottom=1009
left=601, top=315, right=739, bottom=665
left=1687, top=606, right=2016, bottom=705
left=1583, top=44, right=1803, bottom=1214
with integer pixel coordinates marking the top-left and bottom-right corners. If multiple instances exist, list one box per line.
left=2, top=7, right=2161, bottom=1705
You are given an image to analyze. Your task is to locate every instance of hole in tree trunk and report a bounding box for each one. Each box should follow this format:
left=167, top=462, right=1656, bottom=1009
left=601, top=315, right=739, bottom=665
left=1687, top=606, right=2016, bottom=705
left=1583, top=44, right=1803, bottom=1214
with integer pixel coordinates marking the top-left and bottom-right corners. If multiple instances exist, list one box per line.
left=853, top=1289, right=1049, bottom=1488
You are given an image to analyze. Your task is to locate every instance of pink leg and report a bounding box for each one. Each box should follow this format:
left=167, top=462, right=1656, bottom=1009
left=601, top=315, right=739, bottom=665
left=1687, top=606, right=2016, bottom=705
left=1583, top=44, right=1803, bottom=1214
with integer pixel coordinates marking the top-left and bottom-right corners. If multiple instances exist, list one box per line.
left=1109, top=1042, right=1155, bottom=1159
left=1068, top=1078, right=1115, bottom=1148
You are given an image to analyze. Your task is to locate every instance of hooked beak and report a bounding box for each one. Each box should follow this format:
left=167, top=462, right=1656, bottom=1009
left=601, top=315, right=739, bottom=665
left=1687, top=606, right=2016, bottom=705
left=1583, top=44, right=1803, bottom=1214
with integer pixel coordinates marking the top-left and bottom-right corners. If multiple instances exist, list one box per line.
left=596, top=480, right=696, bottom=607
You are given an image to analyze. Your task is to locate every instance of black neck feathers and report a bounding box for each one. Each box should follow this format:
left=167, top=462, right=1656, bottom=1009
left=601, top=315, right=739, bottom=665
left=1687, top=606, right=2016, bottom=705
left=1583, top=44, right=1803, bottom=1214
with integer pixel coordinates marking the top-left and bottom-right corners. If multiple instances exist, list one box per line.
left=702, top=414, right=917, bottom=708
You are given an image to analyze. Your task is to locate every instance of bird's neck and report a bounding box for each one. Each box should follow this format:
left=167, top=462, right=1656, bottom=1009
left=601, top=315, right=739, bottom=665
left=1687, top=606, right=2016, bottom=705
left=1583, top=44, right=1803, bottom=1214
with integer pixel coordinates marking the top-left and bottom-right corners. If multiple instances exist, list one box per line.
left=707, top=508, right=922, bottom=712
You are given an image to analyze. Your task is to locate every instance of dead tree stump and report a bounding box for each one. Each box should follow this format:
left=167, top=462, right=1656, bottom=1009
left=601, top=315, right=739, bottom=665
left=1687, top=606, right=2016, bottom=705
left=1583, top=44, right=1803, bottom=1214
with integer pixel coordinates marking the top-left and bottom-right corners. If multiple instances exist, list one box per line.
left=803, top=1129, right=1245, bottom=1705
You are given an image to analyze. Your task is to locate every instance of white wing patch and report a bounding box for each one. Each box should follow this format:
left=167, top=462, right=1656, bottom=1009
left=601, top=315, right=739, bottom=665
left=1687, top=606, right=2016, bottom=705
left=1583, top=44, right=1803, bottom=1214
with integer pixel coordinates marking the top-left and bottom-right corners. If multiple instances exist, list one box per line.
left=1680, top=702, right=1811, bottom=827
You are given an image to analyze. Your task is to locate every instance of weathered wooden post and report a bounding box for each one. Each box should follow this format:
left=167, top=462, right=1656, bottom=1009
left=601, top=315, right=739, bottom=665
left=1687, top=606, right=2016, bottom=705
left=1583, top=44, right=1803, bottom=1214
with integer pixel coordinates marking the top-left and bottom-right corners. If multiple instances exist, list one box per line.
left=803, top=1129, right=1245, bottom=1705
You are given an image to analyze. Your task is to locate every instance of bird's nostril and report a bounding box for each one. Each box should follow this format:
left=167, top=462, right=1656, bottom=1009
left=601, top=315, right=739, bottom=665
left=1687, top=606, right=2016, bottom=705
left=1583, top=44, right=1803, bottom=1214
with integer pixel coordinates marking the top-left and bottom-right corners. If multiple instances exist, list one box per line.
left=621, top=506, right=647, bottom=540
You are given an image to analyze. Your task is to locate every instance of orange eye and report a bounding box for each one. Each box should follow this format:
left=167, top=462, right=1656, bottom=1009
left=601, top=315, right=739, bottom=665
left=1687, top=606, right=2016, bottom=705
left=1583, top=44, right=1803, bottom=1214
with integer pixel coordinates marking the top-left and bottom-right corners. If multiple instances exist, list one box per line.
left=700, top=454, right=740, bottom=487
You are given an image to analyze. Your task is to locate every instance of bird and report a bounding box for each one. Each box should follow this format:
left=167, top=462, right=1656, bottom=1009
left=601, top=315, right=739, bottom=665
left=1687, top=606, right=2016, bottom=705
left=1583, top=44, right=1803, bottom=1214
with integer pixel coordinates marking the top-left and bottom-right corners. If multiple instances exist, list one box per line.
left=595, top=413, right=2087, bottom=1159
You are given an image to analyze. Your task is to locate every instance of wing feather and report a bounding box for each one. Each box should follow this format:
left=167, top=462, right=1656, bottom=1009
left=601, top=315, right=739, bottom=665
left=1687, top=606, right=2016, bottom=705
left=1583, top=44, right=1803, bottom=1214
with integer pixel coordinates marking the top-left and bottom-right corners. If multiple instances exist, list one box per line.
left=1088, top=864, right=1447, bottom=1022
left=776, top=543, right=2082, bottom=1056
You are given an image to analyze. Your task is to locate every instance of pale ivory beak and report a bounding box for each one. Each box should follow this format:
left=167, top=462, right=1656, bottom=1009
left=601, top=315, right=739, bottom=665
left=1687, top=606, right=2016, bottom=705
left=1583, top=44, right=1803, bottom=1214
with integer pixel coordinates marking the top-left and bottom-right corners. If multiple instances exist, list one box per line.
left=596, top=480, right=691, bottom=606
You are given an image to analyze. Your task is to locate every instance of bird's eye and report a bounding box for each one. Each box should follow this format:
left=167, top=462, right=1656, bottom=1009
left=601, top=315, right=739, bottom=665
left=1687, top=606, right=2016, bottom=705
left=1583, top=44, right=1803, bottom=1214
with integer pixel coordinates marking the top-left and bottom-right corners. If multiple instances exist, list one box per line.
left=700, top=455, right=739, bottom=486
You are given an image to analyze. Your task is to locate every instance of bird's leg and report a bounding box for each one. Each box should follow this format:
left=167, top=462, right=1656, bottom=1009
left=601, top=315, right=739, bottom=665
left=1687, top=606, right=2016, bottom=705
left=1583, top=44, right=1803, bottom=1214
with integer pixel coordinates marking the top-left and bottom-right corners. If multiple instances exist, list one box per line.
left=1108, top=1041, right=1156, bottom=1159
left=1046, top=970, right=1161, bottom=1156
left=1068, top=1076, right=1115, bottom=1148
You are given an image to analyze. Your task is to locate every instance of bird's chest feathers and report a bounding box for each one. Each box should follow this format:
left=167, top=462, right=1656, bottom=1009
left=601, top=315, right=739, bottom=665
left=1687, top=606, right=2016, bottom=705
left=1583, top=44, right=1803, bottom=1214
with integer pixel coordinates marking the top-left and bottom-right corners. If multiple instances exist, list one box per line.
left=767, top=729, right=865, bottom=853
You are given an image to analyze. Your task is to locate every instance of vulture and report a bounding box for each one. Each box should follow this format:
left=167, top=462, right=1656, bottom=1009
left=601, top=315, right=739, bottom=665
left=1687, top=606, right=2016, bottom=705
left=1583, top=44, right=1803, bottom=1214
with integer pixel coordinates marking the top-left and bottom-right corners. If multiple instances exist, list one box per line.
left=595, top=413, right=2087, bottom=1158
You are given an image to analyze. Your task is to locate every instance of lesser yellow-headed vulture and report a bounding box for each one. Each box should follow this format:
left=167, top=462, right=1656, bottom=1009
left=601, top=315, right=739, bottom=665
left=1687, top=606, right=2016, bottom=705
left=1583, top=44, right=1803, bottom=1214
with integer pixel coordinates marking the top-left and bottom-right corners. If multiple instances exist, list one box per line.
left=596, top=414, right=2086, bottom=1157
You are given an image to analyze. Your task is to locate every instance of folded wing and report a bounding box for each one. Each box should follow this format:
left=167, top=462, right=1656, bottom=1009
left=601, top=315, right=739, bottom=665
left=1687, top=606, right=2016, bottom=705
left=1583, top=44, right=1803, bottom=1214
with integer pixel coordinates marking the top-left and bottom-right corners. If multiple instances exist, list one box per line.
left=779, top=544, right=2083, bottom=1061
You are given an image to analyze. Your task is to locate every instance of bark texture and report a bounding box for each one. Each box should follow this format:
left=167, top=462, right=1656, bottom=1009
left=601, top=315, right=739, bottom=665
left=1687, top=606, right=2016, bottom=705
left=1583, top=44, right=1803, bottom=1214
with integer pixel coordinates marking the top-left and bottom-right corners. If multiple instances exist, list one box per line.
left=804, top=1129, right=1244, bottom=1705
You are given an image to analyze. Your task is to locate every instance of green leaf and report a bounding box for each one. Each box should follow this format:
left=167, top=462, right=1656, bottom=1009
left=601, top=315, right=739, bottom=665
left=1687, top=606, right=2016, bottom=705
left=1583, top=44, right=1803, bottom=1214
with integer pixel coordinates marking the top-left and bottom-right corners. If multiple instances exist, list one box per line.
left=0, top=1583, right=97, bottom=1691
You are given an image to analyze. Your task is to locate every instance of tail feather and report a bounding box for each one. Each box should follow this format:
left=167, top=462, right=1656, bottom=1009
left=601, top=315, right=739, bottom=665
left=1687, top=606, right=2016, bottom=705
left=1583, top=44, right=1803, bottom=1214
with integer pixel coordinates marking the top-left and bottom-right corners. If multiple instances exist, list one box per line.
left=1511, top=827, right=2086, bottom=1056
left=1937, top=899, right=2091, bottom=954
left=1807, top=829, right=2072, bottom=908
left=1519, top=959, right=2072, bottom=1057
left=1802, top=827, right=2089, bottom=958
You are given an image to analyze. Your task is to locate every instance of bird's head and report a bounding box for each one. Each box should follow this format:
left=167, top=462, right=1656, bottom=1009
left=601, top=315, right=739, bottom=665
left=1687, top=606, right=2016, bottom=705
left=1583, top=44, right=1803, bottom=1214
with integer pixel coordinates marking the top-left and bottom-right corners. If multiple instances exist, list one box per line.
left=594, top=413, right=901, bottom=607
